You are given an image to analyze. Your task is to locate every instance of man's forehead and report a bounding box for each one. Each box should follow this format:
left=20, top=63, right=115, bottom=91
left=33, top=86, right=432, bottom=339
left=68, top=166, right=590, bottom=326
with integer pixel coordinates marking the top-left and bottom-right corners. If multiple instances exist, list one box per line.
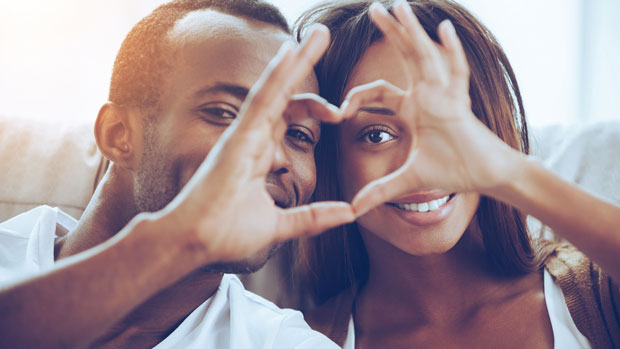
left=168, top=9, right=289, bottom=49
left=164, top=8, right=318, bottom=97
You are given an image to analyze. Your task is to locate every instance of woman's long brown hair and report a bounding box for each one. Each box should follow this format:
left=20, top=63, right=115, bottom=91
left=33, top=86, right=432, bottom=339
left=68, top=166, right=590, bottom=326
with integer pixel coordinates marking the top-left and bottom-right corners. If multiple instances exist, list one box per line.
left=295, top=0, right=554, bottom=306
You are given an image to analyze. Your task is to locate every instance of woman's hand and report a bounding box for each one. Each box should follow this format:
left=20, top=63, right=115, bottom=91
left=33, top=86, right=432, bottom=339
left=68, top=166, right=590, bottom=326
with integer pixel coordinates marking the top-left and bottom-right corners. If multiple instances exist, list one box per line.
left=159, top=25, right=355, bottom=264
left=343, top=0, right=522, bottom=216
left=343, top=1, right=620, bottom=280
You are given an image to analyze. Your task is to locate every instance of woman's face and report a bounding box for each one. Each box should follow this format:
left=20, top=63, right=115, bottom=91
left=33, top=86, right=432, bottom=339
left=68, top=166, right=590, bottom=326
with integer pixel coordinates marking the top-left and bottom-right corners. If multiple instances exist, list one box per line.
left=339, top=39, right=480, bottom=255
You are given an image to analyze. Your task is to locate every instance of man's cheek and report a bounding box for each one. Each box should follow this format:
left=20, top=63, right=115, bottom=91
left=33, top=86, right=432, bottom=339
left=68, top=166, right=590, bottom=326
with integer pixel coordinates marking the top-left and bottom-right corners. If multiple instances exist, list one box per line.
left=177, top=156, right=204, bottom=190
left=297, top=157, right=317, bottom=204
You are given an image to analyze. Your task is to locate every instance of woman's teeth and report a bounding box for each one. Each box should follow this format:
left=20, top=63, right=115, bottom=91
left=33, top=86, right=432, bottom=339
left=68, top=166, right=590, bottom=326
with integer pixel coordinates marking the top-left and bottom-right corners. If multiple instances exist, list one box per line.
left=391, top=195, right=450, bottom=212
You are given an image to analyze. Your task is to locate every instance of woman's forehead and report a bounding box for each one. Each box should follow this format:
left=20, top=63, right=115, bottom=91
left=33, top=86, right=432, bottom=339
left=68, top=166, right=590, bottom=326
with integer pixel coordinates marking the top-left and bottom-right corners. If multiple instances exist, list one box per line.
left=344, top=39, right=410, bottom=95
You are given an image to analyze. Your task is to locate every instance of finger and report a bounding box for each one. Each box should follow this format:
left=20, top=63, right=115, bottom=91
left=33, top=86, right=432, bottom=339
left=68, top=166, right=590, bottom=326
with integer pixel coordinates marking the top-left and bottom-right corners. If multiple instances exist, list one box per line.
left=351, top=157, right=421, bottom=216
left=289, top=93, right=344, bottom=123
left=438, top=20, right=470, bottom=91
left=391, top=0, right=444, bottom=80
left=340, top=79, right=406, bottom=119
left=237, top=25, right=330, bottom=131
left=368, top=2, right=418, bottom=83
left=275, top=202, right=355, bottom=241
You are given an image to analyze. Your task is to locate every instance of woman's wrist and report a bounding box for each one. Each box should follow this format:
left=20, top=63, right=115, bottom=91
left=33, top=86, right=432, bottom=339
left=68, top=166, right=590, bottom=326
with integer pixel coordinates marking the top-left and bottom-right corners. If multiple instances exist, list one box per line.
left=483, top=152, right=538, bottom=206
left=467, top=116, right=530, bottom=196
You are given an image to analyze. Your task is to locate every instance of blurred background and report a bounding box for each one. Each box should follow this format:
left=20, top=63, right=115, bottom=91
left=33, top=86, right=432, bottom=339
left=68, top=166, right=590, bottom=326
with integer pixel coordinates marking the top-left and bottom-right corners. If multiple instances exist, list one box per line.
left=0, top=0, right=618, bottom=126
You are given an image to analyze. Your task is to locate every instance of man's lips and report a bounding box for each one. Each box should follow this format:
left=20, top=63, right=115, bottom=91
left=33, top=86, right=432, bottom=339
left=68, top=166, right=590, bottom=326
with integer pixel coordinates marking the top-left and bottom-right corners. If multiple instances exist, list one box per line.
left=265, top=181, right=294, bottom=208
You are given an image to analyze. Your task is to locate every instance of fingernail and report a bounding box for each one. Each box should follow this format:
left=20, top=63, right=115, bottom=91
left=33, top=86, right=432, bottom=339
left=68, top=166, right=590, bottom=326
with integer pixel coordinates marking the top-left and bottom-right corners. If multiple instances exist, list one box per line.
left=394, top=0, right=409, bottom=11
left=301, top=23, right=328, bottom=45
left=279, top=40, right=296, bottom=54
left=441, top=19, right=456, bottom=37
left=308, top=23, right=329, bottom=35
left=369, top=2, right=388, bottom=14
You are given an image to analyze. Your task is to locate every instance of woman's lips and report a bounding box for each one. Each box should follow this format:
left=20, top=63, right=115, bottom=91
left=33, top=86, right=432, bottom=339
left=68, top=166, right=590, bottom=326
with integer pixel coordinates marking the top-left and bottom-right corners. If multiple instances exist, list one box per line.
left=386, top=193, right=457, bottom=226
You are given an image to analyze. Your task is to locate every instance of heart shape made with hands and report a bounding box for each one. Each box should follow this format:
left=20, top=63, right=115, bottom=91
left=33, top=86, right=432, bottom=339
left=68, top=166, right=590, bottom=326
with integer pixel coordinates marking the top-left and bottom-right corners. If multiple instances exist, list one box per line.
left=174, top=13, right=516, bottom=264
left=295, top=0, right=516, bottom=218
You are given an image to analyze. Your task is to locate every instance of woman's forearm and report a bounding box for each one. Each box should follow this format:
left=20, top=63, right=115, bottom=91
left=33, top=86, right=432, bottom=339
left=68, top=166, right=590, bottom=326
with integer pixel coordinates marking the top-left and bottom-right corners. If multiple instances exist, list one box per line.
left=490, top=155, right=620, bottom=280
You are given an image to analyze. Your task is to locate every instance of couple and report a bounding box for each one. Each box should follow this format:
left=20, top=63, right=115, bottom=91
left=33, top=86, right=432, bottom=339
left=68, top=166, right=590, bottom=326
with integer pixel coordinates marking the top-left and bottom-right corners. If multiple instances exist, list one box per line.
left=1, top=0, right=618, bottom=347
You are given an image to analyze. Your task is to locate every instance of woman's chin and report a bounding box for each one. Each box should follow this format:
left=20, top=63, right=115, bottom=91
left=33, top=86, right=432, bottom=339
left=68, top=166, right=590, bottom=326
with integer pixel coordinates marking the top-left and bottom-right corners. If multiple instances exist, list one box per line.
left=385, top=228, right=464, bottom=256
left=357, top=192, right=480, bottom=257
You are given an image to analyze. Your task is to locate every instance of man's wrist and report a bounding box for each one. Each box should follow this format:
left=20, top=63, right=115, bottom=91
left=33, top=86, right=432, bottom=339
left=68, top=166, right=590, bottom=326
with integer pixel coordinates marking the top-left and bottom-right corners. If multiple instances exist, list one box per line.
left=132, top=211, right=215, bottom=274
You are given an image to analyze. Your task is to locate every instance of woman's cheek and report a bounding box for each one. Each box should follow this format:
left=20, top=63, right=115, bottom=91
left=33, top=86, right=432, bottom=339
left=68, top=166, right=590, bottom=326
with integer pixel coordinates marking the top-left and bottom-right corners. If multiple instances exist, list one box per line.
left=340, top=148, right=390, bottom=201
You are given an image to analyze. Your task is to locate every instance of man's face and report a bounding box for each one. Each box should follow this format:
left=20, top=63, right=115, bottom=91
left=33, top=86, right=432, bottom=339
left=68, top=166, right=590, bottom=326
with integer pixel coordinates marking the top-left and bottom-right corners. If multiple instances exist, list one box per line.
left=133, top=10, right=320, bottom=273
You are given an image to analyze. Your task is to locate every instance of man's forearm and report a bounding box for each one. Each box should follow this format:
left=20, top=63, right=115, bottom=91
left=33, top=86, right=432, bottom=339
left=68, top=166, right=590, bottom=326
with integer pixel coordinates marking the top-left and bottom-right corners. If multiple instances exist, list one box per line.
left=0, top=213, right=207, bottom=348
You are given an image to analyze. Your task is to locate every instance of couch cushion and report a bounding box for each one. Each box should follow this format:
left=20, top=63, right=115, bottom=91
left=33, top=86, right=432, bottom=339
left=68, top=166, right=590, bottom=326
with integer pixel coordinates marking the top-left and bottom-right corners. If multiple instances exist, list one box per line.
left=0, top=115, right=106, bottom=221
left=527, top=121, right=620, bottom=237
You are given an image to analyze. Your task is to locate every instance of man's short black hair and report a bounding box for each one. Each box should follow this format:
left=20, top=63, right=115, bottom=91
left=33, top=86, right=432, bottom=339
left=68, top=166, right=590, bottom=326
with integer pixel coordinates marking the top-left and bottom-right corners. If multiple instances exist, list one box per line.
left=109, top=0, right=289, bottom=113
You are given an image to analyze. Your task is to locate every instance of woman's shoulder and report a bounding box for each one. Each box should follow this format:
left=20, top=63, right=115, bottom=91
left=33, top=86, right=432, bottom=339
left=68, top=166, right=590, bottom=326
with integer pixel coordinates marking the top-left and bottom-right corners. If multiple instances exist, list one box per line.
left=544, top=242, right=590, bottom=273
left=305, top=286, right=356, bottom=347
left=543, top=242, right=620, bottom=347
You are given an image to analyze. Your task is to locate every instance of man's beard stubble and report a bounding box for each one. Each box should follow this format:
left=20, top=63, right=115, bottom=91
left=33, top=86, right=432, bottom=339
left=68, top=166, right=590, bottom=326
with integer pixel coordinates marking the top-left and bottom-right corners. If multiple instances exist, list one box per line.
left=200, top=243, right=282, bottom=274
left=133, top=127, right=279, bottom=274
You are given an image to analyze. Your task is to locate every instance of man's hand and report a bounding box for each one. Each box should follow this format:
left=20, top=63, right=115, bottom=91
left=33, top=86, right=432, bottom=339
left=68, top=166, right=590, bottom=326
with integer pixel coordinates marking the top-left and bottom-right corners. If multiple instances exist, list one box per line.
left=159, top=25, right=355, bottom=264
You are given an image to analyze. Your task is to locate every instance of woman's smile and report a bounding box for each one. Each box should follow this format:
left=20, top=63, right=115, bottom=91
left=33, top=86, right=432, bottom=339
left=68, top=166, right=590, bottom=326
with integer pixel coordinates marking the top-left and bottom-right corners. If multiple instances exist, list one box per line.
left=386, top=192, right=457, bottom=226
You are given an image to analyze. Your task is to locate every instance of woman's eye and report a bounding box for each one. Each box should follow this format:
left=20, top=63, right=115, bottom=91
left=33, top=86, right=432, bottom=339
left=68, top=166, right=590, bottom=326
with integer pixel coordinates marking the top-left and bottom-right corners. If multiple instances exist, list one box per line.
left=362, top=130, right=395, bottom=144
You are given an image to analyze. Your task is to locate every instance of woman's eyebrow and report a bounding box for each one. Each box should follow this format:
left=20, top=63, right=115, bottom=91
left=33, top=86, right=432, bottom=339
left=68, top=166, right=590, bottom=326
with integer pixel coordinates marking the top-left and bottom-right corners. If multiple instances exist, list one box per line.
left=358, top=106, right=395, bottom=116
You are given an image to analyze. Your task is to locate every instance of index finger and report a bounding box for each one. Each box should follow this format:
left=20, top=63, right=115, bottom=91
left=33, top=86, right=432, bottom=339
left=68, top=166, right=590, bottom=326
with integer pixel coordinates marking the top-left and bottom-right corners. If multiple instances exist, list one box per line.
left=236, top=25, right=331, bottom=131
left=289, top=93, right=344, bottom=123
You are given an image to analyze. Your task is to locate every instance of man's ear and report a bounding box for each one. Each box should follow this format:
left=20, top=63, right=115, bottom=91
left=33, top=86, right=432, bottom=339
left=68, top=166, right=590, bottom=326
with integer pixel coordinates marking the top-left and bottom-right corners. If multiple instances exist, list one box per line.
left=94, top=102, right=143, bottom=170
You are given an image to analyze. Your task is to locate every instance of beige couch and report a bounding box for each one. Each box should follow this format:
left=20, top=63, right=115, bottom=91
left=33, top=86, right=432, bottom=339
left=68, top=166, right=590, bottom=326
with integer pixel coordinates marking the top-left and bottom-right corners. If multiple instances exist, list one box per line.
left=2, top=114, right=618, bottom=222
left=1, top=114, right=619, bottom=306
left=0, top=116, right=107, bottom=221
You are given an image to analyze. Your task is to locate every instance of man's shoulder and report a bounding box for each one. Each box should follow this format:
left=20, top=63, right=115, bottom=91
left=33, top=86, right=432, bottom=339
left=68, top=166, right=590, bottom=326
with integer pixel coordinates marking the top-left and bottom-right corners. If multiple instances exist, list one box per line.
left=0, top=205, right=58, bottom=238
left=222, top=274, right=339, bottom=348
left=224, top=274, right=297, bottom=316
left=0, top=205, right=76, bottom=279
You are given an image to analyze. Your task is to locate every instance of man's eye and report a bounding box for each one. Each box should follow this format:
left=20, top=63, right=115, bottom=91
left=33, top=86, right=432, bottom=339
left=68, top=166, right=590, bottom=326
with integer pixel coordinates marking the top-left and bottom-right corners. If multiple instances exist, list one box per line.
left=196, top=103, right=239, bottom=125
left=286, top=128, right=314, bottom=145
left=200, top=107, right=237, bottom=120
left=359, top=126, right=396, bottom=144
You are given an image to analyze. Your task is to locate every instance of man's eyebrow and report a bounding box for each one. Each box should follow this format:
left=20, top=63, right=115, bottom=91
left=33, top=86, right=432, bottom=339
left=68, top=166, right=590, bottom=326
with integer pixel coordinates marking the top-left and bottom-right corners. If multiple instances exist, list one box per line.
left=193, top=82, right=249, bottom=101
left=358, top=106, right=395, bottom=116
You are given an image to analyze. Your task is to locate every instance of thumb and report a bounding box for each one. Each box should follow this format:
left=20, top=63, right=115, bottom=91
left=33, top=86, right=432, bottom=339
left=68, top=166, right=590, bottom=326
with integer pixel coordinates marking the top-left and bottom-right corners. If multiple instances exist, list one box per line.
left=275, top=202, right=355, bottom=241
left=352, top=162, right=420, bottom=216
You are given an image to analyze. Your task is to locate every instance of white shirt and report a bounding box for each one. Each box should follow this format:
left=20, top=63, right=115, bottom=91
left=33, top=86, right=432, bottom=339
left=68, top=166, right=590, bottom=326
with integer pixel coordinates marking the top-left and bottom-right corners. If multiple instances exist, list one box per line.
left=0, top=206, right=338, bottom=349
left=342, top=270, right=591, bottom=349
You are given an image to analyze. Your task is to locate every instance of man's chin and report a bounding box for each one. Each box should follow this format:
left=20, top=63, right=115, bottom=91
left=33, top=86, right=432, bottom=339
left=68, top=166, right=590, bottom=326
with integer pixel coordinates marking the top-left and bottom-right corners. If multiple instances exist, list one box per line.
left=200, top=243, right=281, bottom=274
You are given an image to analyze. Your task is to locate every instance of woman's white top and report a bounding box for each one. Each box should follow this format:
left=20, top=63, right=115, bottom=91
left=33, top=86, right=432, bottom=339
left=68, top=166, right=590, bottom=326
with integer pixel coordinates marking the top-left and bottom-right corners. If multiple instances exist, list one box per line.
left=343, top=270, right=591, bottom=349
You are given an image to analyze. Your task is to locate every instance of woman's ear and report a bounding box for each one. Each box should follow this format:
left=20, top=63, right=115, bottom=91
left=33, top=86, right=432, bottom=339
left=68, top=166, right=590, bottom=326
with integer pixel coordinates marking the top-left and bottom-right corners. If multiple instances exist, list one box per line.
left=94, top=102, right=142, bottom=170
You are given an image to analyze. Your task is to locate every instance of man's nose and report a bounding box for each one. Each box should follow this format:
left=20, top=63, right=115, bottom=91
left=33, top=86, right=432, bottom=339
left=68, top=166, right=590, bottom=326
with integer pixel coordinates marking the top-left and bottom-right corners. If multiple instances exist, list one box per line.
left=270, top=142, right=290, bottom=175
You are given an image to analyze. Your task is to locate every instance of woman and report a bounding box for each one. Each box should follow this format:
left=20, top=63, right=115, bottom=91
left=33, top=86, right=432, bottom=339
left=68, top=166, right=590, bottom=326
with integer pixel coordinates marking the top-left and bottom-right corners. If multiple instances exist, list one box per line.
left=294, top=0, right=620, bottom=347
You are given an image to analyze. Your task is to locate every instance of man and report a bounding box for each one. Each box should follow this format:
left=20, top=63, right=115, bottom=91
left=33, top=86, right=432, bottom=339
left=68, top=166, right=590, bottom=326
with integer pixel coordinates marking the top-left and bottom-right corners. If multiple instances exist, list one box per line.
left=0, top=0, right=353, bottom=347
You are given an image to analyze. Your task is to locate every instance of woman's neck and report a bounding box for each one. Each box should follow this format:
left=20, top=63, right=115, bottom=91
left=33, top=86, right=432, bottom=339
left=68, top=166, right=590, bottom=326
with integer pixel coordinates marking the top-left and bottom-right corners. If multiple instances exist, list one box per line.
left=356, top=223, right=526, bottom=328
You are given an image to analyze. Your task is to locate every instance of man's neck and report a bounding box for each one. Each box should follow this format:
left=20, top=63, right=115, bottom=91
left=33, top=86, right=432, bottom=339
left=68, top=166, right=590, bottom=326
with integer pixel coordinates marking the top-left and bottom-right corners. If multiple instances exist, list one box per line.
left=55, top=165, right=138, bottom=259
left=92, top=271, right=223, bottom=348
left=55, top=165, right=222, bottom=346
